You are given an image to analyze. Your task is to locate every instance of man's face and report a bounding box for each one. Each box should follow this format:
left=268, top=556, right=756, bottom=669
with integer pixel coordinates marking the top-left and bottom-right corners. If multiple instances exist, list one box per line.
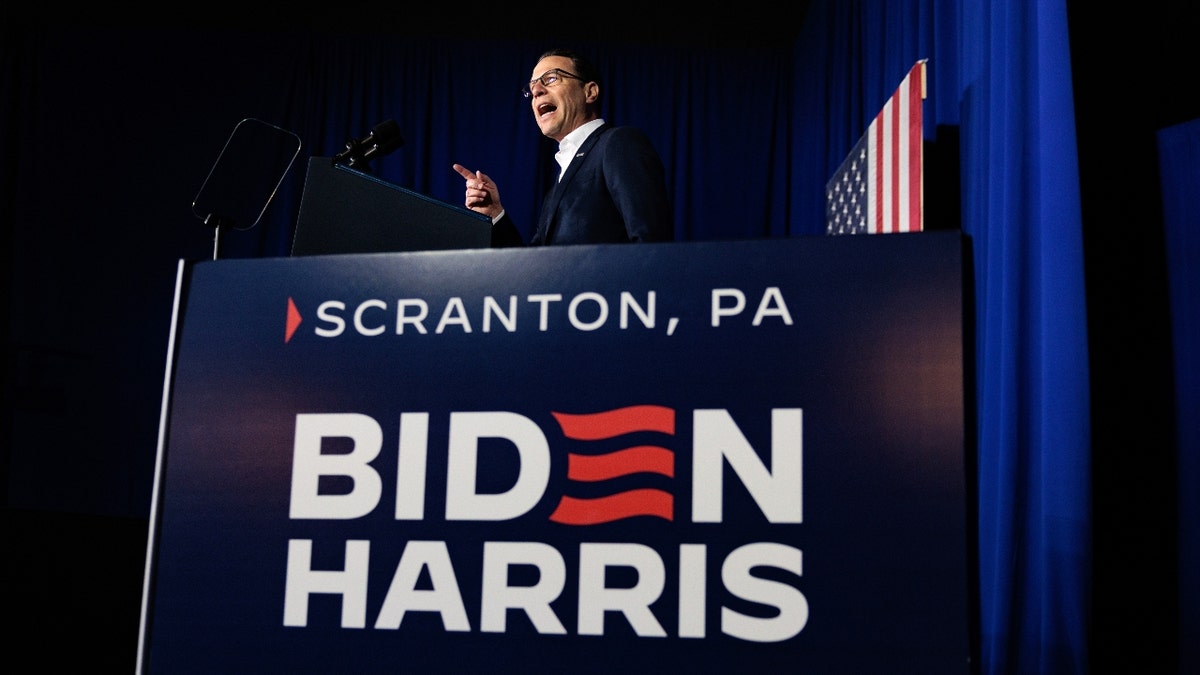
left=527, top=55, right=596, bottom=142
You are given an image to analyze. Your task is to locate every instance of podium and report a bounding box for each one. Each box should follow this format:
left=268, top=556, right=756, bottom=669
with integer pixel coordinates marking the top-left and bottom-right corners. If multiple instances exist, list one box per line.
left=290, top=157, right=492, bottom=256
left=138, top=232, right=973, bottom=672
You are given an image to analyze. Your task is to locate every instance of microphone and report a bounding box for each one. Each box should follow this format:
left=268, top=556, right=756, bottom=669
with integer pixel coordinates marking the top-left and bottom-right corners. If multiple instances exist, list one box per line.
left=332, top=119, right=405, bottom=168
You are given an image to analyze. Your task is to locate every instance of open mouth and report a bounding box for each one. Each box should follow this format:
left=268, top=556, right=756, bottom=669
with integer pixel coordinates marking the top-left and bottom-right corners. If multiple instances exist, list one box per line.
left=537, top=103, right=556, bottom=118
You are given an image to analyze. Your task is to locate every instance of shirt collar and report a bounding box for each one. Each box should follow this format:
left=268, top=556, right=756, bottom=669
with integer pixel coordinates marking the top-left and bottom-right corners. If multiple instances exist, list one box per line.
left=555, top=118, right=606, bottom=178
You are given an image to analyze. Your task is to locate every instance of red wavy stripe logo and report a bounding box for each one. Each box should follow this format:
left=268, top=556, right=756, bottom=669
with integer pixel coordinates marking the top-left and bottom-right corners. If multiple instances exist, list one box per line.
left=567, top=446, right=674, bottom=481
left=550, top=405, right=676, bottom=524
left=551, top=405, right=675, bottom=439
left=549, top=489, right=673, bottom=525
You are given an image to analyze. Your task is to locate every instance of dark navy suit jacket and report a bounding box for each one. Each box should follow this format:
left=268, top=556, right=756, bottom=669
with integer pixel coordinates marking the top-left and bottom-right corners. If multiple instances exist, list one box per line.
left=491, top=124, right=673, bottom=246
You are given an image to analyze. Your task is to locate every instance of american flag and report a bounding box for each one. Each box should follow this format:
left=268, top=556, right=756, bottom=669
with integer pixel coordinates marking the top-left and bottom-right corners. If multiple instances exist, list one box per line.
left=826, top=60, right=927, bottom=235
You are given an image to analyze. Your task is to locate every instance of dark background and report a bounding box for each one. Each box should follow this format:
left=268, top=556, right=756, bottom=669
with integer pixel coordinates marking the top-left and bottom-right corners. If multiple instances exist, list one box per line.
left=3, top=4, right=1197, bottom=671
left=1070, top=2, right=1193, bottom=670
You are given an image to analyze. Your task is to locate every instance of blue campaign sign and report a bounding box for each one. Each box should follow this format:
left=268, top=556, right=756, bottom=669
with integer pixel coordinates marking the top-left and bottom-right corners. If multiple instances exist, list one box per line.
left=138, top=233, right=972, bottom=673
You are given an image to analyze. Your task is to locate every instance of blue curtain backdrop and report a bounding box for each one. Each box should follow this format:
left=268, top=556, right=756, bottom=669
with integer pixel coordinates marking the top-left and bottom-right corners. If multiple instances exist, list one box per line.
left=3, top=2, right=1194, bottom=672
left=791, top=2, right=1090, bottom=670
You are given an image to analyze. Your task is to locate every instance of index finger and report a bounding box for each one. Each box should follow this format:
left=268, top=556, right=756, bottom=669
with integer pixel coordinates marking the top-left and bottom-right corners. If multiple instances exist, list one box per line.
left=451, top=163, right=475, bottom=180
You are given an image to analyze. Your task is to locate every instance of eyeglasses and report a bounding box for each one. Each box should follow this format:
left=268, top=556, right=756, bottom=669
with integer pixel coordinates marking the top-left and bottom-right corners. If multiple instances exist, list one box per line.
left=521, top=69, right=583, bottom=98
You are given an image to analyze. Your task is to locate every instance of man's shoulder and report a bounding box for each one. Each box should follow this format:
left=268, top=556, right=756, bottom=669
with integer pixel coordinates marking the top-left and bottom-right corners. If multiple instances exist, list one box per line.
left=593, top=124, right=656, bottom=150
left=598, top=124, right=650, bottom=139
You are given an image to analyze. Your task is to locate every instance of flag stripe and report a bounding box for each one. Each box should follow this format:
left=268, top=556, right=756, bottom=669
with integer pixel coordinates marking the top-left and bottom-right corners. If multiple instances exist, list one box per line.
left=891, top=90, right=901, bottom=233
left=907, top=66, right=923, bottom=233
left=867, top=120, right=877, bottom=233
left=895, top=77, right=906, bottom=233
left=879, top=97, right=887, bottom=233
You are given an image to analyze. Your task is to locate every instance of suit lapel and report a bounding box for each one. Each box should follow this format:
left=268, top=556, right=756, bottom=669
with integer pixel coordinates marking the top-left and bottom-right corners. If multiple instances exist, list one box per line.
left=537, top=124, right=610, bottom=244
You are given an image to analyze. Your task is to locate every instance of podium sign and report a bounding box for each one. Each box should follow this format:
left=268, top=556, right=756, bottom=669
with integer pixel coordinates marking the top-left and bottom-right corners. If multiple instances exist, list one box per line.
left=139, top=233, right=972, bottom=672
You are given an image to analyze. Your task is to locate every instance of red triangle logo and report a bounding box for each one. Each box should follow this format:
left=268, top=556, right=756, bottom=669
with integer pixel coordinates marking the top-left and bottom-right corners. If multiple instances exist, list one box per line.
left=285, top=297, right=303, bottom=343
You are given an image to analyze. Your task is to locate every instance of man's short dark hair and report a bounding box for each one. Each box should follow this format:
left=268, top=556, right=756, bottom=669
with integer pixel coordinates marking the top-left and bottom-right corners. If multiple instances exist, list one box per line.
left=537, top=48, right=603, bottom=103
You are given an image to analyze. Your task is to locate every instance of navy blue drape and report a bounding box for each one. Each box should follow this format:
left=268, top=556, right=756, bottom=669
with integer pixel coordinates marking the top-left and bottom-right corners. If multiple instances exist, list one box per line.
left=1158, top=118, right=1200, bottom=674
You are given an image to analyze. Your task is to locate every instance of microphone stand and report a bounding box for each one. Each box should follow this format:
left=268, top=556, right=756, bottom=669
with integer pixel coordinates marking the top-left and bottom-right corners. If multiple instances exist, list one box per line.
left=204, top=213, right=234, bottom=261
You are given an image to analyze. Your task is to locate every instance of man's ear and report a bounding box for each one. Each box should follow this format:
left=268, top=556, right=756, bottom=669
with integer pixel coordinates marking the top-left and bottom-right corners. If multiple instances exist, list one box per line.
left=584, top=81, right=600, bottom=103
